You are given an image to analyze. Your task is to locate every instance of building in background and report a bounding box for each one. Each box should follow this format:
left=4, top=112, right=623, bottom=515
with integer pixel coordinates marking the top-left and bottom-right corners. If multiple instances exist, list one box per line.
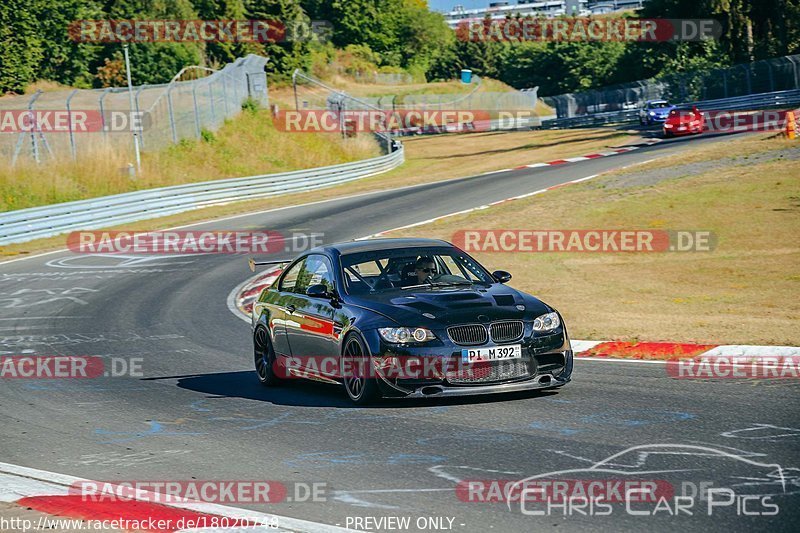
left=442, top=1, right=647, bottom=28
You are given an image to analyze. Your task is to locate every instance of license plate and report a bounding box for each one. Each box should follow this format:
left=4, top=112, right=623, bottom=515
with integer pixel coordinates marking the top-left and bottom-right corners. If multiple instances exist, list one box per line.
left=461, top=344, right=522, bottom=363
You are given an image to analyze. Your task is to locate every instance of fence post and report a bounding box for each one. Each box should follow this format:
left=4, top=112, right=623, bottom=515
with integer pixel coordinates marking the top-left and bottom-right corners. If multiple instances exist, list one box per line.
left=29, top=91, right=42, bottom=164
left=191, top=83, right=201, bottom=138
left=208, top=81, right=216, bottom=127
left=221, top=77, right=229, bottom=117
left=98, top=88, right=111, bottom=141
left=767, top=61, right=775, bottom=92
left=788, top=56, right=800, bottom=90
left=166, top=85, right=178, bottom=143
left=292, top=69, right=300, bottom=111
left=66, top=89, right=78, bottom=160
left=135, top=85, right=146, bottom=148
left=722, top=70, right=728, bottom=98
left=743, top=65, right=752, bottom=95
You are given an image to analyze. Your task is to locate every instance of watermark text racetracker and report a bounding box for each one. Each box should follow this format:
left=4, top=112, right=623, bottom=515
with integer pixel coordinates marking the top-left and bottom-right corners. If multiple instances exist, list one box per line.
left=70, top=480, right=327, bottom=504
left=0, top=110, right=148, bottom=133
left=667, top=355, right=800, bottom=379
left=0, top=356, right=142, bottom=378
left=69, top=19, right=332, bottom=43
left=67, top=231, right=324, bottom=255
left=454, top=230, right=717, bottom=253
left=459, top=18, right=722, bottom=42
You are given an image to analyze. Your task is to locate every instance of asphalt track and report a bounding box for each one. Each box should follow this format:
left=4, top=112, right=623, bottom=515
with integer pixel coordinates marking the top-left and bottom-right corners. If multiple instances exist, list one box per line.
left=0, top=132, right=798, bottom=532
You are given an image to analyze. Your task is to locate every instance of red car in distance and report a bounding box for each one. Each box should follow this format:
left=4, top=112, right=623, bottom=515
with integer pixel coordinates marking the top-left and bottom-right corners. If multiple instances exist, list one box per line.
left=663, top=105, right=706, bottom=137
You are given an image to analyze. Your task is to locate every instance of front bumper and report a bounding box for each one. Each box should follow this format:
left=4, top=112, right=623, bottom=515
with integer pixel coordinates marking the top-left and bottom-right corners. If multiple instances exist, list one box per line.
left=403, top=356, right=572, bottom=398
left=363, top=326, right=573, bottom=399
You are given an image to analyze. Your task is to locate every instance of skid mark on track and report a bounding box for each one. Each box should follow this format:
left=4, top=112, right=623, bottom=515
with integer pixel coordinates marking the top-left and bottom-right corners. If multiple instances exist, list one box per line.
left=184, top=399, right=452, bottom=432
left=428, top=465, right=523, bottom=484
left=520, top=408, right=696, bottom=435
left=0, top=332, right=184, bottom=348
left=416, top=429, right=517, bottom=446
left=20, top=381, right=149, bottom=392
left=0, top=287, right=99, bottom=308
left=45, top=255, right=196, bottom=270
left=94, top=420, right=205, bottom=444
left=56, top=450, right=192, bottom=467
left=721, top=424, right=800, bottom=441
left=285, top=452, right=447, bottom=469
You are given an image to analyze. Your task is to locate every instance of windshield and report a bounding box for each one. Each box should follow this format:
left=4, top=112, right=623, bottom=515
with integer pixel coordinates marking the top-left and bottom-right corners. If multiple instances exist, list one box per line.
left=650, top=101, right=670, bottom=108
left=340, top=246, right=494, bottom=295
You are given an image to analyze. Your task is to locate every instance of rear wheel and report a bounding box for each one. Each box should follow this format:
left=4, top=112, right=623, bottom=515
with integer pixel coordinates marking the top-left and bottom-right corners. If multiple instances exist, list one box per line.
left=254, top=326, right=284, bottom=386
left=342, top=334, right=379, bottom=405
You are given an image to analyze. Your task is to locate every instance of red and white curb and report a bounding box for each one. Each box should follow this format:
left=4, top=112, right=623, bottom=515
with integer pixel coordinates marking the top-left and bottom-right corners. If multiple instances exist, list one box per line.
left=479, top=139, right=661, bottom=174
left=226, top=267, right=283, bottom=321
left=571, top=341, right=800, bottom=362
left=227, top=277, right=799, bottom=363
left=0, top=462, right=356, bottom=533
left=358, top=142, right=661, bottom=241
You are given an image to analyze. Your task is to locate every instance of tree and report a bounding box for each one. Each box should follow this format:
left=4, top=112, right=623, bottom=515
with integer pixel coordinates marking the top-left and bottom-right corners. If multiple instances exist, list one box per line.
left=0, top=0, right=44, bottom=93
left=30, top=0, right=104, bottom=88
left=245, top=0, right=312, bottom=79
left=500, top=40, right=627, bottom=94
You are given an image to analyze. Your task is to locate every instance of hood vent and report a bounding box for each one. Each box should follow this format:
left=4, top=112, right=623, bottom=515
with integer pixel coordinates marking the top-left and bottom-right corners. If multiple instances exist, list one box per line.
left=493, top=295, right=516, bottom=306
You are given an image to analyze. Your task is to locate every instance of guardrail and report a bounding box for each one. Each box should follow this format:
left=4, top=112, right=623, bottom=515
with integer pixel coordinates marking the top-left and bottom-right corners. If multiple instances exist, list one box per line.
left=541, top=89, right=800, bottom=129
left=0, top=147, right=404, bottom=245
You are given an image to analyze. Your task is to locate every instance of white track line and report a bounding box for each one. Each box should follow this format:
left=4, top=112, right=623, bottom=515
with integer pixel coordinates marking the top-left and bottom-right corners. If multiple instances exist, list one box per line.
left=0, top=462, right=358, bottom=533
left=576, top=357, right=668, bottom=365
left=701, top=346, right=800, bottom=357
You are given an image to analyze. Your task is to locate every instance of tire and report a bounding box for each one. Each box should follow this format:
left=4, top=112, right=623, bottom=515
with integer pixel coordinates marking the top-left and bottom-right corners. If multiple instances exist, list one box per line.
left=341, top=333, right=380, bottom=405
left=254, top=326, right=284, bottom=387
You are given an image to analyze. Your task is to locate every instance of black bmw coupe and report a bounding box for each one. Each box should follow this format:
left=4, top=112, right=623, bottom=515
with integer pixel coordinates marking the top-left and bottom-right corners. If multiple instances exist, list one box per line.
left=250, top=238, right=573, bottom=404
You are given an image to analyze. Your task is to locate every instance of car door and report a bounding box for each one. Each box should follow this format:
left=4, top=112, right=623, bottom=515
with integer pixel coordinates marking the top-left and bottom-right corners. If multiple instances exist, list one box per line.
left=284, top=254, right=339, bottom=372
left=268, top=257, right=307, bottom=358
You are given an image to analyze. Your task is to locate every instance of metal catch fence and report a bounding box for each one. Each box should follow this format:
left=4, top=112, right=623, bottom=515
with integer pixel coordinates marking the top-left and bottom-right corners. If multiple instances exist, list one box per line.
left=0, top=55, right=268, bottom=166
left=544, top=55, right=800, bottom=119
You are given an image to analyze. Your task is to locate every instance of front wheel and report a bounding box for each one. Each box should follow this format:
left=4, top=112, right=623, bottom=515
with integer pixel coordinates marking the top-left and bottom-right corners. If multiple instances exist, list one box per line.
left=341, top=334, right=379, bottom=405
left=254, top=326, right=284, bottom=387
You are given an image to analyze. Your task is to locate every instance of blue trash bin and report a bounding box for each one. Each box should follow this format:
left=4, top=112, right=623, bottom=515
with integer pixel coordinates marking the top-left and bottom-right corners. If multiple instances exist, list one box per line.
left=460, top=69, right=473, bottom=84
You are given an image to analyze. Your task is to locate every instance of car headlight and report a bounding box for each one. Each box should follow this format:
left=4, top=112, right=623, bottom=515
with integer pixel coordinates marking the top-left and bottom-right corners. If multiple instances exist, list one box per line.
left=532, top=312, right=560, bottom=332
left=649, top=111, right=656, bottom=116
left=378, top=327, right=436, bottom=343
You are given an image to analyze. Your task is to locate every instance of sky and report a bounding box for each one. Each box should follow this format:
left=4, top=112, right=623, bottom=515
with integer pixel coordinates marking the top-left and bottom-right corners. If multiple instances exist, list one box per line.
left=427, top=0, right=490, bottom=12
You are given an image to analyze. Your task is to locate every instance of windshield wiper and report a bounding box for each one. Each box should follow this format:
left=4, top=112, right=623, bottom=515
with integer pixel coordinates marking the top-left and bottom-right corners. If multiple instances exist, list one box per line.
left=430, top=280, right=473, bottom=287
left=401, top=280, right=473, bottom=290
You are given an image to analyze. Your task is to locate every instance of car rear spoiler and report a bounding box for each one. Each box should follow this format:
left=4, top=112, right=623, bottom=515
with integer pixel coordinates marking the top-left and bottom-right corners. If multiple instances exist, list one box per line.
left=248, top=257, right=291, bottom=272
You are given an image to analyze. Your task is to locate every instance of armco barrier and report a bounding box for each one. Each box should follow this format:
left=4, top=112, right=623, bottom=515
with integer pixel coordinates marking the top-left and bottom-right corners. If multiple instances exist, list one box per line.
left=0, top=147, right=404, bottom=245
left=541, top=89, right=800, bottom=129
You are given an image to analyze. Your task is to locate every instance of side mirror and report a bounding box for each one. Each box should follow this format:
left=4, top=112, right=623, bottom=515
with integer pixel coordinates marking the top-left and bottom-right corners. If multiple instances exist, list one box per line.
left=306, top=284, right=330, bottom=298
left=492, top=270, right=512, bottom=283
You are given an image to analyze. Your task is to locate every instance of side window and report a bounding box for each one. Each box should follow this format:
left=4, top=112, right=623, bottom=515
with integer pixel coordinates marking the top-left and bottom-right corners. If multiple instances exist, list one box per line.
left=296, top=255, right=335, bottom=294
left=278, top=258, right=306, bottom=293
left=442, top=255, right=480, bottom=281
